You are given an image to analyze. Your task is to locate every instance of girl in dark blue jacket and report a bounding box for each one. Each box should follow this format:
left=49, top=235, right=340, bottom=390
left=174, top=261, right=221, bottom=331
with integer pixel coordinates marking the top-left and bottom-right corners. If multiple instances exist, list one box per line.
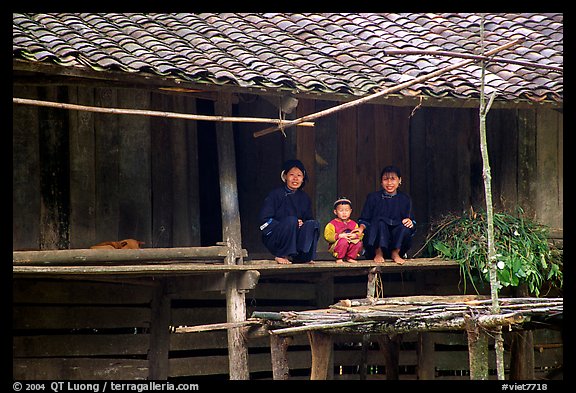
left=354, top=165, right=416, bottom=265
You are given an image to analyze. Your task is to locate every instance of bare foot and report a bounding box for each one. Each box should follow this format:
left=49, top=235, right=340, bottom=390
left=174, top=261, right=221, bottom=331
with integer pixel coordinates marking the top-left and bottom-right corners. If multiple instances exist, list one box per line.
left=336, top=259, right=344, bottom=263
left=374, top=248, right=385, bottom=263
left=391, top=249, right=405, bottom=265
left=346, top=258, right=358, bottom=263
left=275, top=256, right=292, bottom=264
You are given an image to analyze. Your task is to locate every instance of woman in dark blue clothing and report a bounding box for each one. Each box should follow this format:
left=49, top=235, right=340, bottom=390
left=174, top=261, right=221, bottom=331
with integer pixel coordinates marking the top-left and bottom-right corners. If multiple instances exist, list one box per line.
left=258, top=159, right=320, bottom=264
left=354, top=165, right=416, bottom=265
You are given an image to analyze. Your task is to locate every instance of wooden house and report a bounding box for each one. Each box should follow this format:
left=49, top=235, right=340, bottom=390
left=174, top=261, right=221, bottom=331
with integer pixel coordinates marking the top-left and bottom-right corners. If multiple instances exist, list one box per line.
left=12, top=13, right=563, bottom=380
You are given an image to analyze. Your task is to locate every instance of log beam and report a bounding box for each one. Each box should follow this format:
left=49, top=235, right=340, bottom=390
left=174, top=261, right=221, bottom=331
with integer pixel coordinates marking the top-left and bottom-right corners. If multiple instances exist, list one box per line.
left=270, top=335, right=292, bottom=380
left=307, top=331, right=332, bottom=380
left=13, top=246, right=245, bottom=264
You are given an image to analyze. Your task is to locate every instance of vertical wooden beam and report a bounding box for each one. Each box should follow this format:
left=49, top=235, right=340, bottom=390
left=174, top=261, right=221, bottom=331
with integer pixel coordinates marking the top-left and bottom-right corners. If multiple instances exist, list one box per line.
left=270, top=335, right=292, bottom=380
left=307, top=331, right=332, bottom=380
left=38, top=86, right=70, bottom=250
left=148, top=279, right=170, bottom=380
left=517, top=109, right=537, bottom=219
left=68, top=86, right=96, bottom=248
left=535, top=108, right=562, bottom=228
left=509, top=284, right=535, bottom=379
left=376, top=334, right=401, bottom=380
left=315, top=273, right=334, bottom=308
left=356, top=104, right=376, bottom=203
left=13, top=85, right=41, bottom=250
left=94, top=87, right=120, bottom=241
left=417, top=332, right=435, bottom=380
left=151, top=92, right=174, bottom=247
left=315, top=273, right=334, bottom=379
left=487, top=109, right=518, bottom=212
left=367, top=267, right=380, bottom=298
left=118, top=89, right=152, bottom=243
left=509, top=331, right=534, bottom=380
left=337, top=107, right=357, bottom=205
left=215, top=92, right=249, bottom=380
left=296, top=98, right=316, bottom=211
left=171, top=95, right=199, bottom=246
left=314, top=100, right=338, bottom=230
left=359, top=334, right=370, bottom=380
left=465, top=315, right=489, bottom=380
left=216, top=93, right=243, bottom=258
left=408, top=107, right=430, bottom=250
left=184, top=97, right=202, bottom=245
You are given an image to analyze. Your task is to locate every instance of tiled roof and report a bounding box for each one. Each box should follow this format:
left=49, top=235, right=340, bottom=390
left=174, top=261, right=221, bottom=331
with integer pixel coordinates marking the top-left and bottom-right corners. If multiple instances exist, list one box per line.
left=13, top=13, right=563, bottom=104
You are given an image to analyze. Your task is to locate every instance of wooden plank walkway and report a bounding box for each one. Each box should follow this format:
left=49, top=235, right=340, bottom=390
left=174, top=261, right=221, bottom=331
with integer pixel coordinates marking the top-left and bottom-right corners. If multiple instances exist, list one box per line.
left=13, top=247, right=458, bottom=276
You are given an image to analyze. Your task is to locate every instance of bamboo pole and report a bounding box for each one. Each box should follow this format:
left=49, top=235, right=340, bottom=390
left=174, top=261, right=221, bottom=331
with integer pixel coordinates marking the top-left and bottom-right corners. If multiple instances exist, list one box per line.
left=173, top=320, right=260, bottom=333
left=478, top=15, right=505, bottom=381
left=383, top=49, right=563, bottom=72
left=253, top=39, right=523, bottom=138
left=12, top=97, right=315, bottom=127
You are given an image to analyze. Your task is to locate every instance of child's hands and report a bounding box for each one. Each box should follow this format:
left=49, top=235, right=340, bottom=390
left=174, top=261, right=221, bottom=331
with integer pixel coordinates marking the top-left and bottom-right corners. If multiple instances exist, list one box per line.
left=339, top=232, right=358, bottom=241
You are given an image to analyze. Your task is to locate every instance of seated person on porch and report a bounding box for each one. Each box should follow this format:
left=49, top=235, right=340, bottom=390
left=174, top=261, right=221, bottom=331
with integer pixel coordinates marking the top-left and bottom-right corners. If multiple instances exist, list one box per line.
left=324, top=197, right=364, bottom=263
left=258, top=159, right=320, bottom=264
left=354, top=165, right=415, bottom=265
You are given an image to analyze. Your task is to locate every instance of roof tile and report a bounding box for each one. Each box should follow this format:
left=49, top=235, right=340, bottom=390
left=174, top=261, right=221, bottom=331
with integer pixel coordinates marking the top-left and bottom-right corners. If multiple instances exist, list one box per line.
left=13, top=13, right=562, bottom=104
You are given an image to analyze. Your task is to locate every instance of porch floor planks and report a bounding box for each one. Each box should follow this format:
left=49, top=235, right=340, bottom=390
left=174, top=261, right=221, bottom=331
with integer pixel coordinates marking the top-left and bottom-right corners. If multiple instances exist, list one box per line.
left=13, top=257, right=459, bottom=276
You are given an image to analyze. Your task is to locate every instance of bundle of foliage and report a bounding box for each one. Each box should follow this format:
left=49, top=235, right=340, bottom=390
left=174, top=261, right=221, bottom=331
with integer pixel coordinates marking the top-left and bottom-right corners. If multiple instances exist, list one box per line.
left=421, top=207, right=562, bottom=297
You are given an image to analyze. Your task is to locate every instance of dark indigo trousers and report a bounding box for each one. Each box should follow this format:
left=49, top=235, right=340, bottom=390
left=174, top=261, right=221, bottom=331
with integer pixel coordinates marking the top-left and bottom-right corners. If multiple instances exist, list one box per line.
left=262, top=216, right=319, bottom=262
left=364, top=221, right=415, bottom=259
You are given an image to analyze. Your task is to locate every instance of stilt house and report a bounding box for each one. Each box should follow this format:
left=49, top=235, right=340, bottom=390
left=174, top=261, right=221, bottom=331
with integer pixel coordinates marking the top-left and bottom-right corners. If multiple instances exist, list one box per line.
left=13, top=13, right=563, bottom=380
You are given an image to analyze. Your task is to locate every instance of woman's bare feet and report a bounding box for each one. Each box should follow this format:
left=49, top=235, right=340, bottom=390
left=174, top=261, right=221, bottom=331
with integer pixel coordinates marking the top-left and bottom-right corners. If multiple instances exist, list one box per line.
left=346, top=258, right=358, bottom=263
left=390, top=249, right=405, bottom=265
left=275, top=256, right=292, bottom=264
left=336, top=258, right=344, bottom=263
left=374, top=248, right=385, bottom=263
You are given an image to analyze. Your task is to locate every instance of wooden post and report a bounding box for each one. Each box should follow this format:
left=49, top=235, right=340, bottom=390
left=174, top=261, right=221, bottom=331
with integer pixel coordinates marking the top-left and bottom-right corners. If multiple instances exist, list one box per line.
left=376, top=334, right=402, bottom=380
left=307, top=331, right=332, bottom=380
left=417, top=332, right=435, bottom=380
left=465, top=315, right=489, bottom=380
left=367, top=267, right=380, bottom=298
left=359, top=334, right=370, bottom=380
left=509, top=331, right=534, bottom=380
left=315, top=273, right=334, bottom=379
left=216, top=92, right=249, bottom=380
left=38, top=86, right=70, bottom=250
left=270, top=335, right=292, bottom=380
left=148, top=278, right=170, bottom=380
left=510, top=285, right=535, bottom=379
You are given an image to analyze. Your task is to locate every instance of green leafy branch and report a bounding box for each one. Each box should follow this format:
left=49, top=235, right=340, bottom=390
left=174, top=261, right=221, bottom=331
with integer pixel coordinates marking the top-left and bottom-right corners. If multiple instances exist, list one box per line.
left=421, top=207, right=563, bottom=297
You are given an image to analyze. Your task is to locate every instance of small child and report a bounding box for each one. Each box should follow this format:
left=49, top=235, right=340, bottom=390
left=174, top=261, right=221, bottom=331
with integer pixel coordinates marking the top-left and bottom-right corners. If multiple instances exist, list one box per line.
left=324, top=198, right=364, bottom=263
